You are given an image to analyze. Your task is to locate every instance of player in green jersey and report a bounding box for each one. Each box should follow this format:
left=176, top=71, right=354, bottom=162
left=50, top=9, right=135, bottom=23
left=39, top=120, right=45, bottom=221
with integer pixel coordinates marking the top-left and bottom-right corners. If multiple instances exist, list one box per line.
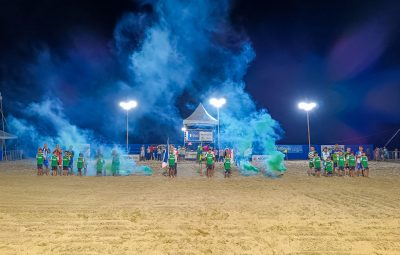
left=76, top=153, right=85, bottom=176
left=337, top=151, right=345, bottom=177
left=205, top=149, right=215, bottom=178
left=361, top=152, right=369, bottom=177
left=62, top=151, right=70, bottom=176
left=307, top=146, right=316, bottom=176
left=96, top=154, right=105, bottom=176
left=36, top=148, right=44, bottom=176
left=224, top=154, right=232, bottom=178
left=313, top=152, right=322, bottom=177
left=111, top=149, right=120, bottom=176
left=168, top=150, right=176, bottom=178
left=325, top=156, right=333, bottom=177
left=51, top=152, right=59, bottom=176
left=348, top=152, right=356, bottom=177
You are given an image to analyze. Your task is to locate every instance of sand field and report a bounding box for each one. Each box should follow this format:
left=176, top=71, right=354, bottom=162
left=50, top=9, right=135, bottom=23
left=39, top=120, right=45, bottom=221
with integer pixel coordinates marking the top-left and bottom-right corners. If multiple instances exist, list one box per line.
left=0, top=160, right=399, bottom=254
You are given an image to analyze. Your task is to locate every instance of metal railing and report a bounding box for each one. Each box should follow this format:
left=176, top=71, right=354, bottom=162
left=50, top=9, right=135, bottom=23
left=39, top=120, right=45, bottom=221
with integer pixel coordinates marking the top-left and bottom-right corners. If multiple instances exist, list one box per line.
left=373, top=150, right=400, bottom=161
left=3, top=150, right=23, bottom=161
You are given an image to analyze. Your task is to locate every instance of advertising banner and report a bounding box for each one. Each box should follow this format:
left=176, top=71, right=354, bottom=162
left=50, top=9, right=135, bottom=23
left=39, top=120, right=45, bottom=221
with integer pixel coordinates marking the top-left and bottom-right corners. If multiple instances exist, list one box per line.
left=276, top=145, right=303, bottom=153
left=320, top=144, right=345, bottom=152
left=199, top=131, right=213, bottom=142
left=187, top=131, right=200, bottom=141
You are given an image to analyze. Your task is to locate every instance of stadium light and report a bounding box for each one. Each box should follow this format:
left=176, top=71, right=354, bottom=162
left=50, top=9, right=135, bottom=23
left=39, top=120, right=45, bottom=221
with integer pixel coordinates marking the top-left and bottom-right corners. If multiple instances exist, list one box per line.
left=209, top=97, right=226, bottom=152
left=119, top=100, right=138, bottom=153
left=298, top=101, right=317, bottom=151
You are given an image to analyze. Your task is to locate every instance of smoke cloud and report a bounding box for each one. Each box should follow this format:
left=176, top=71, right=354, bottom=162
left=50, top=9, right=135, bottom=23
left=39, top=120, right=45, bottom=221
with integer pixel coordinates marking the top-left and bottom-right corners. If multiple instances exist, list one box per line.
left=7, top=0, right=286, bottom=173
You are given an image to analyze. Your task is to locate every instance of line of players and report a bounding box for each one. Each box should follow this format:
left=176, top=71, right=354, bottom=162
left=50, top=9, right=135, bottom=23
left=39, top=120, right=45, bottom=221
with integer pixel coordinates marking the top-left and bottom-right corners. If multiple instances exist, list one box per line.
left=36, top=147, right=87, bottom=176
left=308, top=145, right=369, bottom=177
left=166, top=148, right=232, bottom=178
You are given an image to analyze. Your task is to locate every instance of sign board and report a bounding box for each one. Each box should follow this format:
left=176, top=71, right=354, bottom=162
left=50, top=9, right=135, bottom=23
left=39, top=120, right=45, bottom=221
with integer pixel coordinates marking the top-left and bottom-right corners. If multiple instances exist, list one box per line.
left=187, top=131, right=200, bottom=141
left=251, top=155, right=271, bottom=163
left=320, top=145, right=345, bottom=152
left=128, top=154, right=140, bottom=162
left=199, top=131, right=213, bottom=142
left=185, top=151, right=197, bottom=159
left=276, top=145, right=303, bottom=153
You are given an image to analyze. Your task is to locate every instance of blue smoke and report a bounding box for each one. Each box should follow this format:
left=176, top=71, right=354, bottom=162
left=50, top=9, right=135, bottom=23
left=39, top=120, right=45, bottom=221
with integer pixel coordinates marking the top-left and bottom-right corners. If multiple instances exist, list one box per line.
left=7, top=0, right=286, bottom=173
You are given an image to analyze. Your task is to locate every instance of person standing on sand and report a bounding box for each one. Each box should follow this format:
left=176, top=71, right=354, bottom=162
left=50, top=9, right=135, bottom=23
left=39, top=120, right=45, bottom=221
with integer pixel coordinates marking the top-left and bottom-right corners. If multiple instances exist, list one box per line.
left=36, top=148, right=44, bottom=176
left=313, top=152, right=322, bottom=177
left=205, top=149, right=215, bottom=178
left=307, top=146, right=316, bottom=176
left=51, top=151, right=59, bottom=176
left=140, top=145, right=145, bottom=161
left=42, top=144, right=51, bottom=175
left=111, top=149, right=120, bottom=176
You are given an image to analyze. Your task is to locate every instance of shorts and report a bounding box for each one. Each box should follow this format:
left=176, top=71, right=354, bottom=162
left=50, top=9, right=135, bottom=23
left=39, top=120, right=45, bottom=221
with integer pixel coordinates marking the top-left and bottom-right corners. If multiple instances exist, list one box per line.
left=78, top=168, right=82, bottom=172
left=349, top=166, right=355, bottom=170
left=339, top=166, right=344, bottom=171
left=225, top=169, right=231, bottom=173
left=52, top=166, right=57, bottom=171
left=63, top=166, right=69, bottom=171
left=37, top=164, right=43, bottom=169
left=206, top=164, right=213, bottom=169
left=44, top=160, right=49, bottom=167
left=309, top=162, right=314, bottom=168
left=333, top=162, right=338, bottom=168
left=314, top=167, right=321, bottom=172
left=357, top=163, right=362, bottom=170
left=363, top=167, right=369, bottom=170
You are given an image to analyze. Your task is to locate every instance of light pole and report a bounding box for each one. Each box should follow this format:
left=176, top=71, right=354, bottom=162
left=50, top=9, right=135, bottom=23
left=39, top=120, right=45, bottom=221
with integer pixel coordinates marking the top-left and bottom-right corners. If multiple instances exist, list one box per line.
left=181, top=127, right=186, bottom=146
left=298, top=102, right=317, bottom=151
left=209, top=98, right=226, bottom=152
left=119, top=100, right=138, bottom=154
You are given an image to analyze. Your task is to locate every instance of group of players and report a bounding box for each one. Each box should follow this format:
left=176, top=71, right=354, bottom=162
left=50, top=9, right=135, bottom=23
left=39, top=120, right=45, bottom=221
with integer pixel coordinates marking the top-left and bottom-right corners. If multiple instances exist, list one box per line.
left=308, top=145, right=370, bottom=177
left=35, top=145, right=87, bottom=176
left=165, top=146, right=232, bottom=178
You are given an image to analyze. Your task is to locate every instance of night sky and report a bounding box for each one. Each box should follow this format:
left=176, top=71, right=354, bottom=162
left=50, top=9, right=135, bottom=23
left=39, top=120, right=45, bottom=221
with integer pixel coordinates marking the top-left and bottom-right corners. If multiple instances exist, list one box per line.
left=0, top=0, right=399, bottom=148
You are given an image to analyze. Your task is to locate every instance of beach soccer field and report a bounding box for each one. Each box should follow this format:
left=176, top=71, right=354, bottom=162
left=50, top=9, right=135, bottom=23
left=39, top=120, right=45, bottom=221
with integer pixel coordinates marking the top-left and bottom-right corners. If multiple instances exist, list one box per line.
left=0, top=160, right=399, bottom=254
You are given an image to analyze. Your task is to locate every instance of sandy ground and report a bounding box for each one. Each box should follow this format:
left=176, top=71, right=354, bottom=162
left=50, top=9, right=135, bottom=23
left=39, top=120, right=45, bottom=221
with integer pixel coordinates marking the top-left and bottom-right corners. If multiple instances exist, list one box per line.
left=0, top=160, right=400, bottom=255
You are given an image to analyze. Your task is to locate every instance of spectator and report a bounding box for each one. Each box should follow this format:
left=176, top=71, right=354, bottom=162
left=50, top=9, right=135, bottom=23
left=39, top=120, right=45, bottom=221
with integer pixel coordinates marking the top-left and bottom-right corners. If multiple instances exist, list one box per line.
left=140, top=145, right=145, bottom=161
left=394, top=148, right=399, bottom=160
left=146, top=146, right=151, bottom=160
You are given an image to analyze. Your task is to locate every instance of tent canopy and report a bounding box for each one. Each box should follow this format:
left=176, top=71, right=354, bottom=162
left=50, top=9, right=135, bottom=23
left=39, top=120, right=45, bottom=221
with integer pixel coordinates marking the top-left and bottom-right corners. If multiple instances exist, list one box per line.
left=0, top=130, right=17, bottom=140
left=183, top=103, right=217, bottom=126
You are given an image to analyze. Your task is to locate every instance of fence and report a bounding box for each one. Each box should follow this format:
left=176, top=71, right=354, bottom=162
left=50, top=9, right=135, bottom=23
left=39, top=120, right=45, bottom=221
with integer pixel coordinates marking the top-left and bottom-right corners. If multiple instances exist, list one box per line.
left=373, top=150, right=400, bottom=161
left=2, top=150, right=24, bottom=161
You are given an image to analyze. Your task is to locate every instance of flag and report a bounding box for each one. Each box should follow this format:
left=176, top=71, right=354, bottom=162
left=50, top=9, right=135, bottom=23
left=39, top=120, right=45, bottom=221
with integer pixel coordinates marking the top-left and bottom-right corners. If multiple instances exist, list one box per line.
left=162, top=137, right=169, bottom=168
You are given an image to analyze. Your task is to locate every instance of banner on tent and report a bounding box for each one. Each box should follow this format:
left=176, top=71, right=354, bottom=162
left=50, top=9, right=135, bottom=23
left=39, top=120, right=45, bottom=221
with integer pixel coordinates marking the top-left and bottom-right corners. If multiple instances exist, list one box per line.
left=199, top=131, right=213, bottom=141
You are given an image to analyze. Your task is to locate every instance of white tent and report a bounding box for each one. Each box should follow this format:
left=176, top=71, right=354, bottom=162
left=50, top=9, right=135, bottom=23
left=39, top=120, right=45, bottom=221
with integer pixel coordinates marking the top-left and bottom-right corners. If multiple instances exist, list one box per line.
left=183, top=103, right=217, bottom=126
left=0, top=130, right=17, bottom=140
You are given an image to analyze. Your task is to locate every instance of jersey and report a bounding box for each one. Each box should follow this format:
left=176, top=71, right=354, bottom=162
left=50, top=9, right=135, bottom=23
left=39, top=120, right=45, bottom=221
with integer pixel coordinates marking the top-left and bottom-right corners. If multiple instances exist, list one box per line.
left=356, top=151, right=363, bottom=163
left=224, top=158, right=231, bottom=170
left=77, top=157, right=85, bottom=169
left=37, top=153, right=44, bottom=165
left=62, top=156, right=69, bottom=167
left=332, top=152, right=339, bottom=163
left=308, top=151, right=315, bottom=160
left=322, top=151, right=330, bottom=161
left=338, top=155, right=345, bottom=167
left=96, top=158, right=104, bottom=171
left=325, top=161, right=333, bottom=173
left=51, top=155, right=58, bottom=167
left=206, top=153, right=214, bottom=165
left=313, top=156, right=321, bottom=168
left=348, top=155, right=356, bottom=167
left=361, top=156, right=368, bottom=168
left=168, top=153, right=175, bottom=167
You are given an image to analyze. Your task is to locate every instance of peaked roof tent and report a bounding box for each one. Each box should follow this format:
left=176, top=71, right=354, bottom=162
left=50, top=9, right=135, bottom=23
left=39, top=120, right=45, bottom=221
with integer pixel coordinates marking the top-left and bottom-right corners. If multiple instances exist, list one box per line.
left=0, top=130, right=17, bottom=140
left=183, top=103, right=218, bottom=126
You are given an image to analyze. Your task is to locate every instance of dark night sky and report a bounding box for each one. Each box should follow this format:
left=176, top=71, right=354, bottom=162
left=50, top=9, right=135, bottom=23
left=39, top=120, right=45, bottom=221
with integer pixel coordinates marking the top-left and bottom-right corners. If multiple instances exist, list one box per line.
left=0, top=0, right=399, bottom=148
